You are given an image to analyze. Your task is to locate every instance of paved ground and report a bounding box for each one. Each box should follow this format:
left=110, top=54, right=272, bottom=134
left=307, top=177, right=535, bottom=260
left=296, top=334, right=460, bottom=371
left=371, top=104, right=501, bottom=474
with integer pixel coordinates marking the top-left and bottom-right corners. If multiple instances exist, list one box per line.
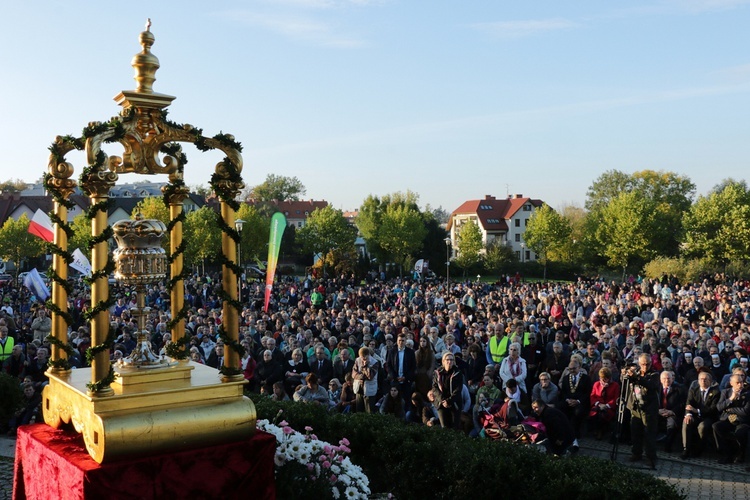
left=579, top=437, right=750, bottom=499
left=2, top=432, right=749, bottom=499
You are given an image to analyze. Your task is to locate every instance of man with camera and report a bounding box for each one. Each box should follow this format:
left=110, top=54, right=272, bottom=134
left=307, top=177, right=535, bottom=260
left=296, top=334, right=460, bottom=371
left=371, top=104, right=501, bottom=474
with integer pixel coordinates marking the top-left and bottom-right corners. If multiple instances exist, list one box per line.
left=624, top=353, right=661, bottom=469
left=712, top=373, right=750, bottom=464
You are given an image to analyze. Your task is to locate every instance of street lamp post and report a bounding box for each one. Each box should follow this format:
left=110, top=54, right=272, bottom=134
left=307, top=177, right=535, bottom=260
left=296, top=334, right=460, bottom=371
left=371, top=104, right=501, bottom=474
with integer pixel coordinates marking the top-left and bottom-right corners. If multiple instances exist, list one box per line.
left=444, top=237, right=451, bottom=286
left=235, top=218, right=245, bottom=303
left=521, top=242, right=525, bottom=264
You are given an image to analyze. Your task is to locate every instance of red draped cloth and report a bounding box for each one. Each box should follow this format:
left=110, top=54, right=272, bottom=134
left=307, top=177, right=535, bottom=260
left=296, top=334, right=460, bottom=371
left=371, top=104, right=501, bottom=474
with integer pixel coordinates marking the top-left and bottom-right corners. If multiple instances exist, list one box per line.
left=13, top=424, right=276, bottom=500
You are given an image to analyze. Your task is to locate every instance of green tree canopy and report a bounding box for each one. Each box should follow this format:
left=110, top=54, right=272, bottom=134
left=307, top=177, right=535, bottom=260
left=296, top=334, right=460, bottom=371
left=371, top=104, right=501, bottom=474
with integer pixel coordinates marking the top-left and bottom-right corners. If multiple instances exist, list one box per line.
left=683, top=180, right=750, bottom=266
left=184, top=206, right=222, bottom=269
left=0, top=214, right=44, bottom=273
left=357, top=191, right=422, bottom=267
left=297, top=206, right=357, bottom=277
left=585, top=169, right=695, bottom=258
left=247, top=174, right=306, bottom=202
left=0, top=178, right=29, bottom=194
left=454, top=220, right=483, bottom=274
left=236, top=204, right=271, bottom=266
left=377, top=204, right=427, bottom=275
left=592, top=191, right=656, bottom=276
left=482, top=239, right=516, bottom=275
left=68, top=213, right=91, bottom=255
left=524, top=204, right=572, bottom=279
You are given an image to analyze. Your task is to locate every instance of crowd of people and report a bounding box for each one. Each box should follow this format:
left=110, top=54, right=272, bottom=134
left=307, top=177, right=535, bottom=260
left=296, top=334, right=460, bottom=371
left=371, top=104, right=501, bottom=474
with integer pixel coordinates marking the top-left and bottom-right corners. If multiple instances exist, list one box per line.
left=2, top=269, right=750, bottom=471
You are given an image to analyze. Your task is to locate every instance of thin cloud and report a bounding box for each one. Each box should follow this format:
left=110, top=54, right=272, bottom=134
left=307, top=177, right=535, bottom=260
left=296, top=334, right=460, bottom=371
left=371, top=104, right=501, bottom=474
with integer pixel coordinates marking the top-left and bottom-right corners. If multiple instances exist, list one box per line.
left=254, top=82, right=750, bottom=154
left=217, top=10, right=367, bottom=48
left=666, top=0, right=750, bottom=13
left=712, top=63, right=750, bottom=83
left=471, top=18, right=579, bottom=39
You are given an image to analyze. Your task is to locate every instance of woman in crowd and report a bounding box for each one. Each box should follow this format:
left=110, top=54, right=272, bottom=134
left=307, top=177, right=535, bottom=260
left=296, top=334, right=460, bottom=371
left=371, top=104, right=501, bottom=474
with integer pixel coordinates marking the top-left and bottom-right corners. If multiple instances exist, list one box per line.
left=414, top=335, right=436, bottom=398
left=588, top=367, right=620, bottom=440
left=432, top=352, right=464, bottom=429
left=379, top=383, right=406, bottom=420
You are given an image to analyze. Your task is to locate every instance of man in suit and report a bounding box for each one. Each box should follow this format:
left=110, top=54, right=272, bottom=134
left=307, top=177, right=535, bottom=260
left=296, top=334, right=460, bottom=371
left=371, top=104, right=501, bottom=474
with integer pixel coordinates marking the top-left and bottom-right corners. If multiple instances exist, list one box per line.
left=625, top=353, right=661, bottom=469
left=309, top=345, right=334, bottom=387
left=333, top=346, right=355, bottom=382
left=657, top=370, right=686, bottom=452
left=559, top=358, right=591, bottom=441
left=542, top=341, right=570, bottom=388
left=386, top=333, right=417, bottom=406
left=682, top=370, right=720, bottom=459
left=712, top=373, right=750, bottom=464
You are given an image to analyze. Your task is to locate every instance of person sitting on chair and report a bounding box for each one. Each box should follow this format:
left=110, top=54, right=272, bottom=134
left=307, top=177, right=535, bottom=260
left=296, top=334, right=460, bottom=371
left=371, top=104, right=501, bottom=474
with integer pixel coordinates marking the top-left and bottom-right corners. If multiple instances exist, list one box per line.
left=712, top=373, right=750, bottom=464
left=682, top=370, right=720, bottom=459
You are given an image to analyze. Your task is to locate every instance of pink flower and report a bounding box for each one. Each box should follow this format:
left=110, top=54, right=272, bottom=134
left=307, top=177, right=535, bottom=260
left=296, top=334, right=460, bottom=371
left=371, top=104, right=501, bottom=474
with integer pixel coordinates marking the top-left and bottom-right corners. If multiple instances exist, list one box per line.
left=304, top=426, right=313, bottom=432
left=311, top=434, right=318, bottom=440
left=283, top=426, right=293, bottom=435
left=322, top=461, right=331, bottom=469
left=306, top=463, right=315, bottom=471
left=339, top=445, right=351, bottom=453
left=323, top=445, right=332, bottom=454
left=337, top=455, right=344, bottom=463
left=340, top=438, right=350, bottom=446
left=330, top=474, right=338, bottom=484
left=278, top=420, right=288, bottom=427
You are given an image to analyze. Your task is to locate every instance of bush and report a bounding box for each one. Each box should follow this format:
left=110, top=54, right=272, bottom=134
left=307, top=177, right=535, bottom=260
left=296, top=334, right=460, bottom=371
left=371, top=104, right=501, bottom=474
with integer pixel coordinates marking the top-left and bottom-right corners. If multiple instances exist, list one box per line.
left=250, top=395, right=685, bottom=500
left=0, top=372, right=24, bottom=430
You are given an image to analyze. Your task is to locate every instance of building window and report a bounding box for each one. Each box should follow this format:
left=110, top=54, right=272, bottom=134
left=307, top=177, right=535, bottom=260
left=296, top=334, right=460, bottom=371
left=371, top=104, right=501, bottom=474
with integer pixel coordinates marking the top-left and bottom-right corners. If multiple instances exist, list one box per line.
left=526, top=250, right=531, bottom=261
left=514, top=219, right=520, bottom=227
left=297, top=221, right=303, bottom=227
left=515, top=251, right=520, bottom=259
left=515, top=234, right=521, bottom=242
left=523, top=204, right=531, bottom=211
left=524, top=219, right=528, bottom=226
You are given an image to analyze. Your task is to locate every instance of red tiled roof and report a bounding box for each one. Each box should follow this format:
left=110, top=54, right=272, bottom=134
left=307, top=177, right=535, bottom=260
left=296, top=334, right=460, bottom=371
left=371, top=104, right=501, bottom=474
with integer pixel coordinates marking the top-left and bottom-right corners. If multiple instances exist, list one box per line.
left=245, top=199, right=328, bottom=218
left=448, top=195, right=543, bottom=231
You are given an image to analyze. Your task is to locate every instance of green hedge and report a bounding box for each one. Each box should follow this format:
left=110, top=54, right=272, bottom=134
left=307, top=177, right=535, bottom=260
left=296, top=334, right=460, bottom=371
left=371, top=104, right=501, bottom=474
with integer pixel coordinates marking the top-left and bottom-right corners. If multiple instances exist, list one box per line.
left=250, top=395, right=684, bottom=500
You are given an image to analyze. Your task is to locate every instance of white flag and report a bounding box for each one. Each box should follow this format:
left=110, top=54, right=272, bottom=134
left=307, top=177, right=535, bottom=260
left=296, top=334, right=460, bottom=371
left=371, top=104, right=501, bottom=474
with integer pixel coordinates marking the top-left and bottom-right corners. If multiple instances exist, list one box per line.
left=70, top=248, right=92, bottom=277
left=23, top=268, right=50, bottom=301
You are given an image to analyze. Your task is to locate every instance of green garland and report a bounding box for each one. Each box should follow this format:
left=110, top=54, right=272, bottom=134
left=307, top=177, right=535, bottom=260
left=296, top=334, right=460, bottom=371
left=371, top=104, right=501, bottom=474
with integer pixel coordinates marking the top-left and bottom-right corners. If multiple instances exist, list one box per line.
left=164, top=334, right=190, bottom=360
left=86, top=366, right=116, bottom=394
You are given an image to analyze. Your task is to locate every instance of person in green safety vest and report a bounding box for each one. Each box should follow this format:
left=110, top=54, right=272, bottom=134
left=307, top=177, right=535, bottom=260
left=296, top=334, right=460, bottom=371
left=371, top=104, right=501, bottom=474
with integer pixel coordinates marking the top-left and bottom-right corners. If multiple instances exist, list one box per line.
left=512, top=321, right=532, bottom=347
left=310, top=287, right=325, bottom=310
left=486, top=322, right=510, bottom=369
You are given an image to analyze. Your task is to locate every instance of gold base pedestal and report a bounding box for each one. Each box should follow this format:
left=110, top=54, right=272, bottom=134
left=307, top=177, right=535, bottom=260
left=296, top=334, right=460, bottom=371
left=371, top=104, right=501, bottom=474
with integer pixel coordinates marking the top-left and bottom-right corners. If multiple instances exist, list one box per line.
left=42, top=362, right=256, bottom=463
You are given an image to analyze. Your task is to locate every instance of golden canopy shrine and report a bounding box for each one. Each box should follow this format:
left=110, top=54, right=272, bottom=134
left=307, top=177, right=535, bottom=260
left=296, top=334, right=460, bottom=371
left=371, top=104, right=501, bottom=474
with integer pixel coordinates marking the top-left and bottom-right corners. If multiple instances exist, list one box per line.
left=41, top=20, right=256, bottom=464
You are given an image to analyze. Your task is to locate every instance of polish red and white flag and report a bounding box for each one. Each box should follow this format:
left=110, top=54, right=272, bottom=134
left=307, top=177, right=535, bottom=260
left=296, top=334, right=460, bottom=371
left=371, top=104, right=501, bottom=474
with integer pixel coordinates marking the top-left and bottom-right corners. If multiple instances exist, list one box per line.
left=28, top=209, right=54, bottom=242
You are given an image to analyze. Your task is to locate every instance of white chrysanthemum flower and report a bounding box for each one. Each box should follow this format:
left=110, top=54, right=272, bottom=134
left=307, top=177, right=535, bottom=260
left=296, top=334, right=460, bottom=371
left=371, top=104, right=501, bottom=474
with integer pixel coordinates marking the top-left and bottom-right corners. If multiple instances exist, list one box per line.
left=332, top=486, right=341, bottom=499
left=331, top=464, right=341, bottom=475
left=344, top=486, right=358, bottom=498
left=339, top=474, right=351, bottom=486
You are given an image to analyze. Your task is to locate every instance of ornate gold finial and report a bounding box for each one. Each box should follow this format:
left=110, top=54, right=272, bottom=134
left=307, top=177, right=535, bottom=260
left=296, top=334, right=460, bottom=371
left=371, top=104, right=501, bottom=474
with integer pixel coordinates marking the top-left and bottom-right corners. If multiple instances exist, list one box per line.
left=132, top=19, right=160, bottom=94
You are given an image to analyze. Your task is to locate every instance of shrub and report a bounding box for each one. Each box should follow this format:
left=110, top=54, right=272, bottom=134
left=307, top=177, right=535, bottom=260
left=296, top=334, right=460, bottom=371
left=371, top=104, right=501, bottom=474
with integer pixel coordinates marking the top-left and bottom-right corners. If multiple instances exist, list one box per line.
left=0, top=372, right=24, bottom=429
left=250, top=395, right=685, bottom=500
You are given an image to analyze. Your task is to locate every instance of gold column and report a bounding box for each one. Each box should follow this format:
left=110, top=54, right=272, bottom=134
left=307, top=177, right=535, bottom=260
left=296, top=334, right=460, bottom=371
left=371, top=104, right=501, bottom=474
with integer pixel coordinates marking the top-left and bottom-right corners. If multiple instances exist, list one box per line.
left=84, top=173, right=116, bottom=397
left=165, top=181, right=189, bottom=345
left=50, top=201, right=70, bottom=371
left=47, top=164, right=76, bottom=374
left=220, top=200, right=242, bottom=382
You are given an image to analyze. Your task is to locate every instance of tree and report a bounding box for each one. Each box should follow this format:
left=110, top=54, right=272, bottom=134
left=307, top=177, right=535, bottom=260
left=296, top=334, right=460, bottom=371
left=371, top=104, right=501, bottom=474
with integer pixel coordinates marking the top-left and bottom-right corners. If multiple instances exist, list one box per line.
left=0, top=178, right=29, bottom=194
left=424, top=204, right=451, bottom=225
left=592, top=191, right=656, bottom=279
left=558, top=204, right=588, bottom=264
left=132, top=197, right=170, bottom=225
left=236, top=204, right=271, bottom=267
left=683, top=181, right=750, bottom=267
left=454, top=220, right=483, bottom=275
left=246, top=174, right=306, bottom=202
left=184, top=207, right=222, bottom=273
left=523, top=204, right=572, bottom=279
left=0, top=214, right=44, bottom=273
left=378, top=204, right=427, bottom=276
left=297, top=206, right=357, bottom=278
left=483, top=239, right=516, bottom=276
left=585, top=169, right=695, bottom=257
left=68, top=213, right=92, bottom=254
left=357, top=191, right=422, bottom=269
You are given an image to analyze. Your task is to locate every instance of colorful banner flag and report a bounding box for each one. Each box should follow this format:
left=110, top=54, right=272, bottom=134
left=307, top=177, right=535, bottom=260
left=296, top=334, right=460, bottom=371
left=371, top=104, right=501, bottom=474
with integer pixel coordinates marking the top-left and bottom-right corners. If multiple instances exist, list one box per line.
left=28, top=209, right=54, bottom=242
left=264, top=212, right=286, bottom=312
left=23, top=268, right=50, bottom=301
left=70, top=248, right=92, bottom=276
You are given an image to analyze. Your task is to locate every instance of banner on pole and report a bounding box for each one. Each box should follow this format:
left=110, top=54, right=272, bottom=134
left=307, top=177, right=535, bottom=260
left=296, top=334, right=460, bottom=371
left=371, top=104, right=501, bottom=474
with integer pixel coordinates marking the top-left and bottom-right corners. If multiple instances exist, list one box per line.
left=264, top=212, right=287, bottom=312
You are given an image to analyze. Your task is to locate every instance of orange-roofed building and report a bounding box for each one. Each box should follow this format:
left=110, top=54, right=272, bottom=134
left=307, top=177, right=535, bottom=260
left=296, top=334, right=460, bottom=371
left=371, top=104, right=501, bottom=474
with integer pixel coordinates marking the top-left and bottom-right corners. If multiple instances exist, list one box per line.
left=447, top=194, right=544, bottom=262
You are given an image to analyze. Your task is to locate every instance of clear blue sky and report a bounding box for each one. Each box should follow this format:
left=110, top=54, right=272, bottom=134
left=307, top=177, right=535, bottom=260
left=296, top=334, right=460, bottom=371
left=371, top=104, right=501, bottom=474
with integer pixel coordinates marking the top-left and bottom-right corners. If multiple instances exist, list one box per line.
left=1, top=1, right=748, bottom=214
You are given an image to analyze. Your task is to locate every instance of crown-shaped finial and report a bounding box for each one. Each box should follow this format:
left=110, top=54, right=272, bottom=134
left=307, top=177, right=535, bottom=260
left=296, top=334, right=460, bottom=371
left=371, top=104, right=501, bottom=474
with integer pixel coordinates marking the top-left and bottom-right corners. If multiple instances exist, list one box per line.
left=132, top=19, right=160, bottom=93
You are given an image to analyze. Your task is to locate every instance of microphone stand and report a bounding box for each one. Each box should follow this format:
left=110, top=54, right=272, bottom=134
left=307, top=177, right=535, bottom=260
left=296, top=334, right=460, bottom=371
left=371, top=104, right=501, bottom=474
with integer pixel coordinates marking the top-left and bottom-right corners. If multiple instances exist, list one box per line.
left=611, top=375, right=631, bottom=462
